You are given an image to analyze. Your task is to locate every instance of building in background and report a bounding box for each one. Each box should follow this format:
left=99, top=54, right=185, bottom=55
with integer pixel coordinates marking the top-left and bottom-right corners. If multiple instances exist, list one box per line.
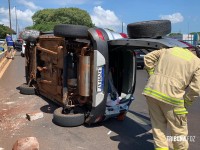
left=168, top=33, right=199, bottom=46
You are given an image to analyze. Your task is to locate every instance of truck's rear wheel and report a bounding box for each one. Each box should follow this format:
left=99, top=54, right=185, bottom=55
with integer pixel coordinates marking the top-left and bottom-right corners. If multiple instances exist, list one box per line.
left=53, top=107, right=85, bottom=127
left=54, top=24, right=89, bottom=38
left=19, top=83, right=35, bottom=95
left=127, top=20, right=171, bottom=38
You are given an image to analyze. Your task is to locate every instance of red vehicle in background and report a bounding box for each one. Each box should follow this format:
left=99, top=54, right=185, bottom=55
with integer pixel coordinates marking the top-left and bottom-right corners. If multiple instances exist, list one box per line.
left=178, top=40, right=200, bottom=58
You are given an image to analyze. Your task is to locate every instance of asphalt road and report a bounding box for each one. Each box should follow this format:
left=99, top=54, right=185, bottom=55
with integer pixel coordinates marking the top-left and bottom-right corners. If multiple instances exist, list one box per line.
left=0, top=52, right=199, bottom=150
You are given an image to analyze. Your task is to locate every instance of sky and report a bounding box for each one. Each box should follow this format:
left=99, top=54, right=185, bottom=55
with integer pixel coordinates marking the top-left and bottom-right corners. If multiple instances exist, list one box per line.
left=0, top=0, right=199, bottom=34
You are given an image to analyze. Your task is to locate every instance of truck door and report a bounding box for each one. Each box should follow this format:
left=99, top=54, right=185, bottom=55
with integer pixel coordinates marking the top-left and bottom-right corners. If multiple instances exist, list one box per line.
left=108, top=45, right=136, bottom=98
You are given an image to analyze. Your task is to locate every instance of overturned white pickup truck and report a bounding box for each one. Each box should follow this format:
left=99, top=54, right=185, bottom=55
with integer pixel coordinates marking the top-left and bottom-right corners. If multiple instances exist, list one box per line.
left=19, top=20, right=191, bottom=127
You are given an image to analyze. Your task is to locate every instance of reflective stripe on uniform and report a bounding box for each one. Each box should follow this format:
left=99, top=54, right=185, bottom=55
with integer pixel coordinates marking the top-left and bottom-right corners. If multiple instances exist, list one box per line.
left=155, top=147, right=169, bottom=150
left=174, top=108, right=188, bottom=115
left=184, top=95, right=193, bottom=106
left=143, top=88, right=184, bottom=106
left=146, top=68, right=154, bottom=75
left=171, top=47, right=194, bottom=61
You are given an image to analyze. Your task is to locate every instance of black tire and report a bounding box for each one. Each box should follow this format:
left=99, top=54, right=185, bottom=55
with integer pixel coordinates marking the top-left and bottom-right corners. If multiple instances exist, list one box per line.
left=20, top=30, right=40, bottom=41
left=127, top=20, right=171, bottom=38
left=27, top=36, right=37, bottom=43
left=20, top=83, right=35, bottom=95
left=54, top=24, right=89, bottom=38
left=53, top=107, right=85, bottom=127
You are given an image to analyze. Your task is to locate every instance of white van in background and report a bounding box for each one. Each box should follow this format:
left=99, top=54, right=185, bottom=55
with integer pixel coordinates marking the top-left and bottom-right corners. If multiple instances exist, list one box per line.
left=21, top=41, right=26, bottom=57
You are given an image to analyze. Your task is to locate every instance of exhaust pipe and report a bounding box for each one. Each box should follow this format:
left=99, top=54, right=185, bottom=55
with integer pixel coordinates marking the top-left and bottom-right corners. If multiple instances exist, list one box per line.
left=78, top=55, right=90, bottom=97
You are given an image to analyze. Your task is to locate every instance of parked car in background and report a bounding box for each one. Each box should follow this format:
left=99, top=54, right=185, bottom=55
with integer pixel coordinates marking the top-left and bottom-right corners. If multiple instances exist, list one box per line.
left=178, top=40, right=199, bottom=57
left=135, top=49, right=146, bottom=69
left=15, top=39, right=26, bottom=57
left=178, top=40, right=194, bottom=50
left=21, top=41, right=26, bottom=57
left=15, top=39, right=23, bottom=51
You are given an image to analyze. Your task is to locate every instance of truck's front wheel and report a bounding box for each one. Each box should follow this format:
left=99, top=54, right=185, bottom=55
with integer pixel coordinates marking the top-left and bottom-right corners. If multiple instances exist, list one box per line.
left=127, top=20, right=171, bottom=38
left=53, top=107, right=85, bottom=127
left=54, top=24, right=89, bottom=38
left=19, top=83, right=35, bottom=95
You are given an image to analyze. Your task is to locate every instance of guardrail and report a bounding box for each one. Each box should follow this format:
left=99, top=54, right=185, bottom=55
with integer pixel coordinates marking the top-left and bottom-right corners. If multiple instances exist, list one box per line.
left=0, top=51, right=8, bottom=78
left=0, top=51, right=5, bottom=61
left=0, top=44, right=7, bottom=61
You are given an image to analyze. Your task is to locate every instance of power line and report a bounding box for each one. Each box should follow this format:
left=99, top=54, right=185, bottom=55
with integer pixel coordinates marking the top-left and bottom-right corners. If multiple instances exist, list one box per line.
left=15, top=6, right=18, bottom=37
left=122, top=22, right=123, bottom=33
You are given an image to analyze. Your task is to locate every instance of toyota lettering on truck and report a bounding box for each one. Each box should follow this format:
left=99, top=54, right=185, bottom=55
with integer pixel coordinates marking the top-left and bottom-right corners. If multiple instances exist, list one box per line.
left=97, top=66, right=104, bottom=92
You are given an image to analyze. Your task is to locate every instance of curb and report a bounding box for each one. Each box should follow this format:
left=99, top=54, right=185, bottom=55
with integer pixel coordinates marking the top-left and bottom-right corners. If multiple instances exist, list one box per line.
left=0, top=57, right=9, bottom=71
left=0, top=51, right=16, bottom=79
left=0, top=51, right=5, bottom=61
left=0, top=51, right=7, bottom=70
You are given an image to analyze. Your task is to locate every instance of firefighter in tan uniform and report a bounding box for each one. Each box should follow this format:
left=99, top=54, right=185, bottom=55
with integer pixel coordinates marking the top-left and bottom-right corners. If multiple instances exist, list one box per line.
left=142, top=47, right=200, bottom=150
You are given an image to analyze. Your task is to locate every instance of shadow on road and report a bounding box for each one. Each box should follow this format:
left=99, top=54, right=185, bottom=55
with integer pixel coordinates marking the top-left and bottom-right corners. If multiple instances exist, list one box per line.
left=102, top=117, right=154, bottom=150
left=16, top=86, right=20, bottom=91
left=128, top=109, right=151, bottom=121
left=38, top=94, right=153, bottom=149
left=85, top=113, right=154, bottom=150
left=15, top=81, right=154, bottom=149
left=39, top=95, right=59, bottom=114
left=16, top=85, right=59, bottom=114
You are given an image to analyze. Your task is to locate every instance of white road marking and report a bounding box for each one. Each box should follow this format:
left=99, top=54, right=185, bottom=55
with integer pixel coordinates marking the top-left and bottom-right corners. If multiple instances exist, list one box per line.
left=136, top=129, right=152, bottom=137
left=77, top=146, right=87, bottom=149
left=4, top=101, right=15, bottom=105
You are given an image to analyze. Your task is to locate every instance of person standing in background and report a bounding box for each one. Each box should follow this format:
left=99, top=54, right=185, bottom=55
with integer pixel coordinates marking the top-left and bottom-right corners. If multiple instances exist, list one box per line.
left=4, top=34, right=15, bottom=59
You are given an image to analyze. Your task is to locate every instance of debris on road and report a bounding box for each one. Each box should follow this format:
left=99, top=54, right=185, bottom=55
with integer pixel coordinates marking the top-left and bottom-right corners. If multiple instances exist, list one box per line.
left=26, top=112, right=44, bottom=121
left=0, top=107, right=27, bottom=132
left=12, top=137, right=39, bottom=150
left=4, top=101, right=15, bottom=105
left=0, top=94, right=38, bottom=134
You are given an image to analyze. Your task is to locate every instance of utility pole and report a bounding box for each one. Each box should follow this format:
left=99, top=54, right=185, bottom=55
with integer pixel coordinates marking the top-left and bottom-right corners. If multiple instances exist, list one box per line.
left=8, top=0, right=12, bottom=29
left=15, top=6, right=18, bottom=37
left=187, top=22, right=190, bottom=43
left=122, top=22, right=123, bottom=33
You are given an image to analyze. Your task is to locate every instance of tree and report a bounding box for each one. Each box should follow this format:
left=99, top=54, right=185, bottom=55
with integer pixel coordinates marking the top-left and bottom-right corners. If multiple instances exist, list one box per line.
left=26, top=8, right=94, bottom=31
left=168, top=33, right=182, bottom=36
left=0, top=24, right=16, bottom=38
left=167, top=33, right=183, bottom=40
